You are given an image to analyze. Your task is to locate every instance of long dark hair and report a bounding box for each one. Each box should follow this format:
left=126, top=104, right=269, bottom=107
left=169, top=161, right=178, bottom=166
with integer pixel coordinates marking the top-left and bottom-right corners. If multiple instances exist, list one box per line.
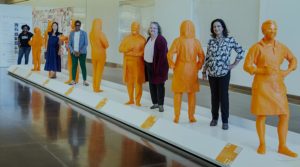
left=148, top=21, right=162, bottom=36
left=210, top=18, right=229, bottom=38
left=49, top=22, right=61, bottom=36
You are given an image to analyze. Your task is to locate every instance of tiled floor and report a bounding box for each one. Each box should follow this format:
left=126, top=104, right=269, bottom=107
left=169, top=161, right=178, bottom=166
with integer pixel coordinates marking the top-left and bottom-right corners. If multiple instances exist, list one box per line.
left=0, top=68, right=205, bottom=167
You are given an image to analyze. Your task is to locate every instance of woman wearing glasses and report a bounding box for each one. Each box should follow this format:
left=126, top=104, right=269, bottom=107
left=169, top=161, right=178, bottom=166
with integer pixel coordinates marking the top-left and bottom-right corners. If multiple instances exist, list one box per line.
left=144, top=22, right=169, bottom=112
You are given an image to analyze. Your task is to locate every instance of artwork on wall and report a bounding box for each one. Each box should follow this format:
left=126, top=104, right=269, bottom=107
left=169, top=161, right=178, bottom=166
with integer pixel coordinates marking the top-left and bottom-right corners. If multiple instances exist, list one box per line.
left=32, top=7, right=73, bottom=68
left=32, top=7, right=73, bottom=37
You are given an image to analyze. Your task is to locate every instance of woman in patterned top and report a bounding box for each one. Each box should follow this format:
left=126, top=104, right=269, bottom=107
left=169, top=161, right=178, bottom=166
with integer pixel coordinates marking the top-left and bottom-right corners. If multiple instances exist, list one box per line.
left=202, top=19, right=245, bottom=130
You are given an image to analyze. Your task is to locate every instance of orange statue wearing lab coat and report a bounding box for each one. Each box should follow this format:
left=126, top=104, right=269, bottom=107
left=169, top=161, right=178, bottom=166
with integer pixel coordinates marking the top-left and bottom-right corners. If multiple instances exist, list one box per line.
left=65, top=19, right=79, bottom=84
left=244, top=20, right=298, bottom=157
left=167, top=20, right=205, bottom=123
left=29, top=27, right=43, bottom=71
left=119, top=22, right=146, bottom=106
left=90, top=18, right=109, bottom=92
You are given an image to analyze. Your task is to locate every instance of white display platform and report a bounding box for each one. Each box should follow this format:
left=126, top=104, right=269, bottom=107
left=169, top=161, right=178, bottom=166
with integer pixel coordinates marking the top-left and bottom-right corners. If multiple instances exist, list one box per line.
left=8, top=65, right=300, bottom=167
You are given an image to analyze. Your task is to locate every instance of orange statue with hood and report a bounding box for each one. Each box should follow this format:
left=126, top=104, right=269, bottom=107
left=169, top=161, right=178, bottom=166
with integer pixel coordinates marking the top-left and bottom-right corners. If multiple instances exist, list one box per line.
left=29, top=27, right=43, bottom=71
left=119, top=21, right=146, bottom=106
left=44, top=20, right=53, bottom=51
left=244, top=20, right=298, bottom=157
left=64, top=19, right=79, bottom=84
left=90, top=18, right=109, bottom=92
left=167, top=20, right=205, bottom=123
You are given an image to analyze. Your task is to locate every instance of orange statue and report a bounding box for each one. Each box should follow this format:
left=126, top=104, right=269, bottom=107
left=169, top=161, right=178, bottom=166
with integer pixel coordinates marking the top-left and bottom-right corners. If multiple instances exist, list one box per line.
left=90, top=18, right=109, bottom=92
left=167, top=20, right=205, bottom=123
left=44, top=20, right=53, bottom=50
left=65, top=19, right=79, bottom=84
left=29, top=27, right=43, bottom=71
left=119, top=22, right=146, bottom=106
left=244, top=20, right=298, bottom=157
left=88, top=121, right=106, bottom=167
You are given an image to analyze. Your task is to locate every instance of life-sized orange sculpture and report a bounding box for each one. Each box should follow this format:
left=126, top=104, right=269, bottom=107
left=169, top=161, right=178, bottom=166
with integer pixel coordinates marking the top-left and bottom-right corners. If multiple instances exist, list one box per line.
left=244, top=20, right=298, bottom=157
left=90, top=18, right=109, bottom=92
left=65, top=19, right=79, bottom=84
left=44, top=20, right=53, bottom=50
left=119, top=22, right=146, bottom=106
left=167, top=20, right=205, bottom=123
left=29, top=27, right=43, bottom=71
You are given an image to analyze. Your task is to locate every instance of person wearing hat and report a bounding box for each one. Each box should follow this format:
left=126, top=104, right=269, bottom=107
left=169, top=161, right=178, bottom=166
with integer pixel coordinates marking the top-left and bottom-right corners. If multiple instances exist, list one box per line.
left=17, top=24, right=33, bottom=65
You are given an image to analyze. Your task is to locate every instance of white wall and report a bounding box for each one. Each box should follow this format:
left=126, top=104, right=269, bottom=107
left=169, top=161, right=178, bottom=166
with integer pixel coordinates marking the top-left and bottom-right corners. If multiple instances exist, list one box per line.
left=193, top=0, right=260, bottom=47
left=154, top=0, right=193, bottom=45
left=86, top=0, right=120, bottom=63
left=257, top=0, right=300, bottom=96
left=0, top=4, right=32, bottom=67
left=17, top=0, right=84, bottom=8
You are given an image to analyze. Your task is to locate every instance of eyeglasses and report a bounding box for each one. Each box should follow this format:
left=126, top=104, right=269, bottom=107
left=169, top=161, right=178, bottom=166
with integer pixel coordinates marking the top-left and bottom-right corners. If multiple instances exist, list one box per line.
left=75, top=24, right=81, bottom=27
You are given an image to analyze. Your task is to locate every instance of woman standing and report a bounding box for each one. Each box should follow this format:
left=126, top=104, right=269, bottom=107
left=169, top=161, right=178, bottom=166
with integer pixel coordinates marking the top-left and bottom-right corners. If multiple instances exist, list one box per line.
left=44, top=22, right=63, bottom=78
left=144, top=22, right=168, bottom=112
left=202, top=19, right=245, bottom=130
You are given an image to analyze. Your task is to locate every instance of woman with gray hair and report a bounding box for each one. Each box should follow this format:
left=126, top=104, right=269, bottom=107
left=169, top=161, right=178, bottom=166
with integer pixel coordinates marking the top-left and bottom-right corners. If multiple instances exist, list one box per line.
left=144, top=22, right=169, bottom=112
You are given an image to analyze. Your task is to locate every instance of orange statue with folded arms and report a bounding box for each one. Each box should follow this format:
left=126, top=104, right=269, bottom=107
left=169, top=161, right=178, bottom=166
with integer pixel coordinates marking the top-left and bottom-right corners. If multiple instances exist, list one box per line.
left=29, top=27, right=43, bottom=71
left=167, top=20, right=205, bottom=123
left=119, top=22, right=146, bottom=106
left=244, top=20, right=298, bottom=157
left=90, top=18, right=109, bottom=92
left=65, top=19, right=79, bottom=84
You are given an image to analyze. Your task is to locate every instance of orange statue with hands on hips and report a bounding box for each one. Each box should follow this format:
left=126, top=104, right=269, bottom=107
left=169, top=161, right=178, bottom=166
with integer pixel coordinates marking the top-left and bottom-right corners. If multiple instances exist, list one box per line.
left=119, top=21, right=146, bottom=106
left=90, top=18, right=109, bottom=92
left=244, top=20, right=298, bottom=157
left=167, top=20, right=205, bottom=123
left=65, top=19, right=79, bottom=84
left=29, top=27, right=43, bottom=71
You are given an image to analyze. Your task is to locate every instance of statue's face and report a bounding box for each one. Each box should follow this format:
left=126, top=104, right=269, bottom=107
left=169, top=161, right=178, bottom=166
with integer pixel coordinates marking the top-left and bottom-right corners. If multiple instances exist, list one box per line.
left=71, top=19, right=76, bottom=30
left=131, top=22, right=139, bottom=35
left=262, top=22, right=277, bottom=40
left=34, top=27, right=41, bottom=34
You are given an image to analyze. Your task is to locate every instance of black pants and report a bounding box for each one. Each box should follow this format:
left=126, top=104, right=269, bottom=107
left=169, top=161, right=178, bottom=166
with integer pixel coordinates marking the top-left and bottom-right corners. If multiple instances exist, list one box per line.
left=145, top=62, right=165, bottom=105
left=208, top=72, right=231, bottom=123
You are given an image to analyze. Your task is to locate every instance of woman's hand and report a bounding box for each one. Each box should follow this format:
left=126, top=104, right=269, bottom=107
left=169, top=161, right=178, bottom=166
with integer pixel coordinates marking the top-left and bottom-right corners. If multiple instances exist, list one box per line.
left=280, top=70, right=290, bottom=78
left=229, top=59, right=241, bottom=70
left=229, top=63, right=237, bottom=70
left=58, top=48, right=63, bottom=56
left=169, top=63, right=175, bottom=69
left=202, top=72, right=207, bottom=80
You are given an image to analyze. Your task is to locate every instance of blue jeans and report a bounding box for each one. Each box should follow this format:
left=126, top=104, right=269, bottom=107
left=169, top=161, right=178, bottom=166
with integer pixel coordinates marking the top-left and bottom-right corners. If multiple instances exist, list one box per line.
left=17, top=47, right=31, bottom=65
